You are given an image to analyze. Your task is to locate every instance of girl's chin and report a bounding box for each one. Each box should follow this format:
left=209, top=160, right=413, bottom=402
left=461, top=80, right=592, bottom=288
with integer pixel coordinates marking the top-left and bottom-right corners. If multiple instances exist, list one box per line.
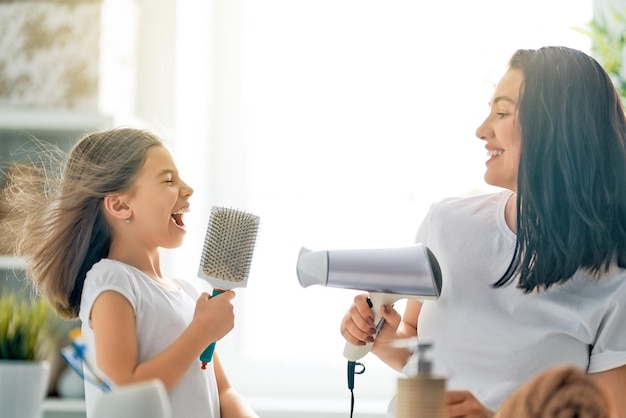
left=163, top=239, right=185, bottom=250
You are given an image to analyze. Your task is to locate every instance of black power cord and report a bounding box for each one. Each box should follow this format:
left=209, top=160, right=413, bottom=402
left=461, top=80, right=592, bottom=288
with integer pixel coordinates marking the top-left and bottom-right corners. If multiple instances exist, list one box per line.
left=347, top=296, right=376, bottom=417
left=347, top=360, right=366, bottom=418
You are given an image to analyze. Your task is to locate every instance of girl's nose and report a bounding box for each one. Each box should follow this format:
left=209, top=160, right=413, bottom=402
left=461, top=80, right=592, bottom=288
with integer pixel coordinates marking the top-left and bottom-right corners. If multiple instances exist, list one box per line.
left=182, top=182, right=193, bottom=197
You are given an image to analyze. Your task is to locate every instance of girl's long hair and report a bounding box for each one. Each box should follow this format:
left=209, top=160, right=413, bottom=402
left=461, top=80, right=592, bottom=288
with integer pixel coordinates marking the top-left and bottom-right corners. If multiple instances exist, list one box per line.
left=494, top=46, right=626, bottom=291
left=3, top=128, right=161, bottom=318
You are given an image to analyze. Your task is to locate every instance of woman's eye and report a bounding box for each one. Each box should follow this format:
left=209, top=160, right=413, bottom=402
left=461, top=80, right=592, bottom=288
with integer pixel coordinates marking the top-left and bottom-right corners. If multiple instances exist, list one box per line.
left=496, top=112, right=508, bottom=119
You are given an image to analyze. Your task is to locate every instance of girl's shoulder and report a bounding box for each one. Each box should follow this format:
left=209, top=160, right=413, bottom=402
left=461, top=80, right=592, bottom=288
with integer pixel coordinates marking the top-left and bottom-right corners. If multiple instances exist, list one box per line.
left=82, top=258, right=146, bottom=297
left=173, top=278, right=202, bottom=299
left=87, top=258, right=139, bottom=281
left=79, top=259, right=142, bottom=322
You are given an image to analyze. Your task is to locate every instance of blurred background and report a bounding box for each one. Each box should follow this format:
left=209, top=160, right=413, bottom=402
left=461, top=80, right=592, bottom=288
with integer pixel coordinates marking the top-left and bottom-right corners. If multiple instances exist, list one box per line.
left=2, top=0, right=624, bottom=416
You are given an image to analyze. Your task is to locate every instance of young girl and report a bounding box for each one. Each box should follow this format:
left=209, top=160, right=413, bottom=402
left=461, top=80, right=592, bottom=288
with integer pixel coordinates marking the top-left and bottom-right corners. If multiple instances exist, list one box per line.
left=8, top=128, right=258, bottom=417
left=341, top=46, right=626, bottom=417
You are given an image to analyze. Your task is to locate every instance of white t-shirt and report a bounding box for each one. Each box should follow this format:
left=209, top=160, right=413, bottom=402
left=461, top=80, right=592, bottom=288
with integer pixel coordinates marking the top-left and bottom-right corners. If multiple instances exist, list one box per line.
left=393, top=190, right=626, bottom=413
left=79, top=258, right=221, bottom=418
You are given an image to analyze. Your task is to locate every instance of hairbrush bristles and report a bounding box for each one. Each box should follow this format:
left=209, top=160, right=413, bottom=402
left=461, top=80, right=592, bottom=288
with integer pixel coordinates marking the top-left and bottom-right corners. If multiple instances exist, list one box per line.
left=198, top=206, right=260, bottom=285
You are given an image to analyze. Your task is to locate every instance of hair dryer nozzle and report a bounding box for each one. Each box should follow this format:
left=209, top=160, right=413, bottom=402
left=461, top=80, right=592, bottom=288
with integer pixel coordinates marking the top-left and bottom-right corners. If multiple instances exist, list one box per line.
left=296, top=247, right=329, bottom=287
left=296, top=243, right=442, bottom=298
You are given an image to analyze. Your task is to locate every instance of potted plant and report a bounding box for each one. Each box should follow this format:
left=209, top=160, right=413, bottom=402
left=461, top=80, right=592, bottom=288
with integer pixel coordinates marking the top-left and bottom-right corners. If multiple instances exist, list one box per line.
left=0, top=292, right=59, bottom=418
left=574, top=1, right=626, bottom=102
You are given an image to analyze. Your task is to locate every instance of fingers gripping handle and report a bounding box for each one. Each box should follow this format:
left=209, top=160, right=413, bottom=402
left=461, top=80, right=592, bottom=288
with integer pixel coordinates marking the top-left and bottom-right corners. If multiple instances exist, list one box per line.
left=343, top=292, right=401, bottom=361
left=200, top=289, right=223, bottom=369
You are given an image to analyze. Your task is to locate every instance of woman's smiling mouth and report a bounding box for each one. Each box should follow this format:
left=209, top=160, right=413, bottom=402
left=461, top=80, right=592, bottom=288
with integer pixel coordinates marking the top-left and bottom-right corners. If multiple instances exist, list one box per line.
left=487, top=149, right=504, bottom=157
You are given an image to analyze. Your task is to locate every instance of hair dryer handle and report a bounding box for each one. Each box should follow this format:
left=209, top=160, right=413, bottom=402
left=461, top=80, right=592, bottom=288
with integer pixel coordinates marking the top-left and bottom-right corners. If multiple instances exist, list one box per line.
left=343, top=292, right=402, bottom=361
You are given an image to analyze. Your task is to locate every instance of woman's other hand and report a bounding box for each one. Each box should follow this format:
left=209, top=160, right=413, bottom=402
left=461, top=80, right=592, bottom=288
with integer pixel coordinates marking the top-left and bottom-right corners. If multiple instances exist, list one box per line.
left=445, top=390, right=494, bottom=418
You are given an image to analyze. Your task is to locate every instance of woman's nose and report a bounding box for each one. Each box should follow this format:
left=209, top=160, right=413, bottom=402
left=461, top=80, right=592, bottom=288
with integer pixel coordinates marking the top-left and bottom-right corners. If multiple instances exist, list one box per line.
left=475, top=117, right=491, bottom=141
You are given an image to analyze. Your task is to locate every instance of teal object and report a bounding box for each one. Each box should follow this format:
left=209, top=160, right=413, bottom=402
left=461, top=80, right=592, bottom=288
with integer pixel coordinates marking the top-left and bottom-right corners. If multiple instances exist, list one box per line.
left=199, top=288, right=224, bottom=368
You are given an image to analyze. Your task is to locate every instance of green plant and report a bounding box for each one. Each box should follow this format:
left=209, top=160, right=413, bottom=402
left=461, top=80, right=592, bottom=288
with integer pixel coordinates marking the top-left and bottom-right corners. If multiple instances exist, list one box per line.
left=574, top=4, right=626, bottom=101
left=0, top=292, right=57, bottom=361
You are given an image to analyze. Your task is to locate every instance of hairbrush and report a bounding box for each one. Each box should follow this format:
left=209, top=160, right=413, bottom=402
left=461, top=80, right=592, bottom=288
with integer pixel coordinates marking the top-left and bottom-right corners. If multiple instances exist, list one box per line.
left=197, top=206, right=260, bottom=368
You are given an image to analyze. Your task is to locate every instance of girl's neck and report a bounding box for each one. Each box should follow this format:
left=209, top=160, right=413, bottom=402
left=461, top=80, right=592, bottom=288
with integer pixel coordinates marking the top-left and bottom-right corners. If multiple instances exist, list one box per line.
left=108, top=245, right=163, bottom=280
left=109, top=252, right=180, bottom=291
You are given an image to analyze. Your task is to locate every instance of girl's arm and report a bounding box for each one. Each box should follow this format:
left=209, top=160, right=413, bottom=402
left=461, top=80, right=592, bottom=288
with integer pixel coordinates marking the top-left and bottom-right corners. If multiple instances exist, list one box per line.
left=213, top=353, right=259, bottom=418
left=90, top=289, right=235, bottom=389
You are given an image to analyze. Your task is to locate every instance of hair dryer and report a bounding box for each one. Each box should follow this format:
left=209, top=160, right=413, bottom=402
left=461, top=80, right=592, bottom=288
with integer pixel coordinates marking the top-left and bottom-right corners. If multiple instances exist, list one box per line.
left=296, top=243, right=442, bottom=361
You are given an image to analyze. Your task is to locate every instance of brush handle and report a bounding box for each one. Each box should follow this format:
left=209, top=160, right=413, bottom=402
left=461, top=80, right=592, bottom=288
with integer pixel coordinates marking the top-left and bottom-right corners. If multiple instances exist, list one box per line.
left=343, top=292, right=403, bottom=361
left=200, top=289, right=224, bottom=368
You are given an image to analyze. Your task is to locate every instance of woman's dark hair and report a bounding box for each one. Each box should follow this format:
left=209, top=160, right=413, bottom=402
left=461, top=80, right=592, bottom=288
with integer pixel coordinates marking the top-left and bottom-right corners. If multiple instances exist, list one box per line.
left=494, top=46, right=626, bottom=291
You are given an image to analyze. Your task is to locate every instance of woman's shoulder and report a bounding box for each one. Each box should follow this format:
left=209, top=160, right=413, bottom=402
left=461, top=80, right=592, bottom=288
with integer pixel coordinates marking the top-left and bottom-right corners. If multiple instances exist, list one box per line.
left=431, top=189, right=511, bottom=214
left=576, top=264, right=626, bottom=294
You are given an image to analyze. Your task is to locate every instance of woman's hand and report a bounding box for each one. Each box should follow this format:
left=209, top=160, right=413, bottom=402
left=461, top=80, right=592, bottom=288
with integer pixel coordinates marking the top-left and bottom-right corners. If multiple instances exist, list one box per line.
left=445, top=390, right=494, bottom=418
left=340, top=293, right=376, bottom=346
left=340, top=293, right=401, bottom=347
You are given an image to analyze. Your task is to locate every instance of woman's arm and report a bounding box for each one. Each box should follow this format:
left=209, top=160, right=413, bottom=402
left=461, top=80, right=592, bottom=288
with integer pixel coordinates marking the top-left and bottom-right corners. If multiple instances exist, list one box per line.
left=90, top=289, right=235, bottom=389
left=370, top=298, right=422, bottom=371
left=589, top=364, right=626, bottom=417
left=214, top=353, right=259, bottom=418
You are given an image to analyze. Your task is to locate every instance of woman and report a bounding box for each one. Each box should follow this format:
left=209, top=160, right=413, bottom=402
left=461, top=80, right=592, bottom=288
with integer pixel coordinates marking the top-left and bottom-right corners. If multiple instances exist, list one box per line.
left=341, top=46, right=626, bottom=417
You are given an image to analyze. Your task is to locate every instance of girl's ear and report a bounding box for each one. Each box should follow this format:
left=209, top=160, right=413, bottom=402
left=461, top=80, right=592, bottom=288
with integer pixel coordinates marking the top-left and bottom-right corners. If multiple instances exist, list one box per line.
left=103, top=194, right=132, bottom=222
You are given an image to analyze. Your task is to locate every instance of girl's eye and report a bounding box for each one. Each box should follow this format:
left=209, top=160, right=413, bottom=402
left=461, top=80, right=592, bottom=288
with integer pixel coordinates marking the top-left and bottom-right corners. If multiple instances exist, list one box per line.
left=496, top=112, right=508, bottom=119
left=165, top=179, right=174, bottom=184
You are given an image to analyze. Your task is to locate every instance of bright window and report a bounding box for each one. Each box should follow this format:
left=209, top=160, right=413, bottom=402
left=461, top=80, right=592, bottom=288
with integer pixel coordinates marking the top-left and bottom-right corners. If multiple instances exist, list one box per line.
left=163, top=0, right=594, bottom=412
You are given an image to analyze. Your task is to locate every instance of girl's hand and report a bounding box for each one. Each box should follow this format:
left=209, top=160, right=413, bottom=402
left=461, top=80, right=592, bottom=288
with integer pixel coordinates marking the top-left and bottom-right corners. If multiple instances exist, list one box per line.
left=193, top=291, right=236, bottom=343
left=445, top=390, right=494, bottom=418
left=340, top=293, right=401, bottom=347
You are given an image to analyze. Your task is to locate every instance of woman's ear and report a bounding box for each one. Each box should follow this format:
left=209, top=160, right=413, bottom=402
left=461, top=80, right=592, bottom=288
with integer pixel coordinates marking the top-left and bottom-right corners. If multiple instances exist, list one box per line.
left=103, top=194, right=132, bottom=222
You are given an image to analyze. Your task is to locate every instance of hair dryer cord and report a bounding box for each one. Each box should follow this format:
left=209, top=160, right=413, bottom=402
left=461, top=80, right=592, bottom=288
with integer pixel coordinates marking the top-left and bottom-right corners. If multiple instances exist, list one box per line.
left=348, top=360, right=366, bottom=418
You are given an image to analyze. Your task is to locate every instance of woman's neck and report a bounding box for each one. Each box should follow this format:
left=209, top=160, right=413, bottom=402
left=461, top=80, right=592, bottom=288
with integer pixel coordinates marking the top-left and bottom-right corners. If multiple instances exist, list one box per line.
left=505, top=192, right=517, bottom=234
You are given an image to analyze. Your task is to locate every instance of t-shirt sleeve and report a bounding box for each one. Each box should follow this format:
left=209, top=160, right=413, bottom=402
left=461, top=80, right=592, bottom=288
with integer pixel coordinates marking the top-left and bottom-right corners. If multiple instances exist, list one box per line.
left=79, top=260, right=139, bottom=327
left=588, top=285, right=626, bottom=373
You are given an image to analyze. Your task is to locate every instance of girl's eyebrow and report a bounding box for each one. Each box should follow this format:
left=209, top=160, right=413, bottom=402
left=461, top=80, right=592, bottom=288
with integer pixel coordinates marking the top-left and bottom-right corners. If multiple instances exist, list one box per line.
left=158, top=169, right=174, bottom=177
